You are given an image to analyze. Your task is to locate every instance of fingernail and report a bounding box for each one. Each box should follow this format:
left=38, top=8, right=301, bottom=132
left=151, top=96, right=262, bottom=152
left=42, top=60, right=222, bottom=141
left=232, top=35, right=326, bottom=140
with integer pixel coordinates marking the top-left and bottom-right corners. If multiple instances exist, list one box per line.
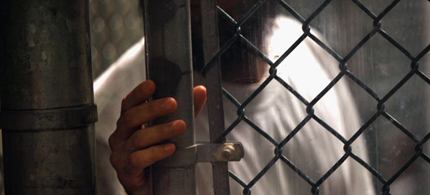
left=161, top=98, right=176, bottom=110
left=164, top=144, right=175, bottom=152
left=171, top=120, right=185, bottom=133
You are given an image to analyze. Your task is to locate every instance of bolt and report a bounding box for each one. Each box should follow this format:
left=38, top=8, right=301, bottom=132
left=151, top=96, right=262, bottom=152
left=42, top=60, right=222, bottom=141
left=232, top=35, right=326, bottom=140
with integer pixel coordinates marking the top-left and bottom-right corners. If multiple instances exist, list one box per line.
left=222, top=145, right=235, bottom=160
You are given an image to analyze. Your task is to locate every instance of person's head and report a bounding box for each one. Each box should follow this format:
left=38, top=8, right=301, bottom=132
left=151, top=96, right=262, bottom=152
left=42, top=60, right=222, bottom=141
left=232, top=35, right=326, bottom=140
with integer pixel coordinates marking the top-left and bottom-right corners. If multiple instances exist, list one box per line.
left=140, top=0, right=277, bottom=84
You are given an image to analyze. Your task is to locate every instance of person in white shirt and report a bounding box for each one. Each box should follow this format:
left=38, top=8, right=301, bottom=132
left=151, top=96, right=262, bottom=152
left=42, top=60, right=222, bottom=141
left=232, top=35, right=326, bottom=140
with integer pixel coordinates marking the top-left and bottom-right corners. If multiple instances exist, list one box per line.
left=97, top=1, right=375, bottom=194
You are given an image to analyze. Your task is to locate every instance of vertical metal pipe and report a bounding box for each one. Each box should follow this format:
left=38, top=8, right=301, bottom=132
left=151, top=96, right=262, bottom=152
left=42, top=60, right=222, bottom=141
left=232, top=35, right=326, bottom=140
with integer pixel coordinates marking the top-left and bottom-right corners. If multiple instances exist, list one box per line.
left=200, top=1, right=231, bottom=195
left=143, top=0, right=196, bottom=194
left=0, top=0, right=96, bottom=194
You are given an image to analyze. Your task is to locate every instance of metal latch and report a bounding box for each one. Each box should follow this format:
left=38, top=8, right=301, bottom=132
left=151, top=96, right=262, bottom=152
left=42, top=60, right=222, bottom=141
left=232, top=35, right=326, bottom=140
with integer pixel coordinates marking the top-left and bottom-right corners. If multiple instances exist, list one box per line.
left=196, top=142, right=244, bottom=163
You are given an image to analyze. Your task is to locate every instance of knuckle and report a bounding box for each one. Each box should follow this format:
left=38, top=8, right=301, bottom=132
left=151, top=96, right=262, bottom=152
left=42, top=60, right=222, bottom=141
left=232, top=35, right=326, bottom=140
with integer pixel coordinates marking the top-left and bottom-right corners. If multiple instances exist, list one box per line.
left=110, top=152, right=121, bottom=169
left=108, top=134, right=116, bottom=149
left=124, top=111, right=136, bottom=125
left=120, top=97, right=129, bottom=113
left=150, top=146, right=165, bottom=162
left=117, top=114, right=133, bottom=129
left=121, top=97, right=127, bottom=108
left=130, top=134, right=142, bottom=150
left=127, top=153, right=141, bottom=169
left=116, top=117, right=124, bottom=128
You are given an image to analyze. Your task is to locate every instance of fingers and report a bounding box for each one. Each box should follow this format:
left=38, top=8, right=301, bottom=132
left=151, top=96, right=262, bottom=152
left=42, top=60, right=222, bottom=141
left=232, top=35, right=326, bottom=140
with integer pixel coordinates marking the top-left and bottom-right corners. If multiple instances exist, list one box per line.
left=109, top=81, right=207, bottom=194
left=193, top=85, right=207, bottom=117
left=112, top=143, right=176, bottom=193
left=123, top=120, right=186, bottom=152
left=112, top=120, right=185, bottom=170
left=110, top=121, right=185, bottom=191
left=114, top=85, right=206, bottom=147
left=121, top=80, right=156, bottom=114
left=124, top=143, right=176, bottom=176
left=110, top=97, right=177, bottom=150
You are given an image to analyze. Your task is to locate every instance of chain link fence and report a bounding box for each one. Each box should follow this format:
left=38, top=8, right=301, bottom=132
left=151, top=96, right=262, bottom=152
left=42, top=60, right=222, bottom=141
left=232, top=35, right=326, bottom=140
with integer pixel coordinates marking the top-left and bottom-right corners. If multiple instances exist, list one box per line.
left=91, top=0, right=429, bottom=194
left=196, top=0, right=430, bottom=194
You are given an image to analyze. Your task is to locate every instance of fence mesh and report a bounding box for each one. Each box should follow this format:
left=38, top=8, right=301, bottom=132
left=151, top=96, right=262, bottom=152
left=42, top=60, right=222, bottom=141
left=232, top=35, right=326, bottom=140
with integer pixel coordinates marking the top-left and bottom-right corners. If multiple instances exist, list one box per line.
left=89, top=0, right=429, bottom=194
left=198, top=0, right=430, bottom=194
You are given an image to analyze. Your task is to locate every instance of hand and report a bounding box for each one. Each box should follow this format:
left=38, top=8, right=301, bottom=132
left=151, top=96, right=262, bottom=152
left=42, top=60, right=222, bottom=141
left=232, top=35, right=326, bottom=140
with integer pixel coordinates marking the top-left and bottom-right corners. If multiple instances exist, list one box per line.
left=108, top=80, right=207, bottom=195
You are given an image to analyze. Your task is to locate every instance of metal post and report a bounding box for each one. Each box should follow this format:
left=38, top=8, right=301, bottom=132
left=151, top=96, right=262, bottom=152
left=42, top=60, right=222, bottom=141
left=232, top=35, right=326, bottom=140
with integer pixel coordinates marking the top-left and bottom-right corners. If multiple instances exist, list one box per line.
left=199, top=1, right=231, bottom=195
left=0, top=0, right=96, bottom=194
left=143, top=0, right=196, bottom=194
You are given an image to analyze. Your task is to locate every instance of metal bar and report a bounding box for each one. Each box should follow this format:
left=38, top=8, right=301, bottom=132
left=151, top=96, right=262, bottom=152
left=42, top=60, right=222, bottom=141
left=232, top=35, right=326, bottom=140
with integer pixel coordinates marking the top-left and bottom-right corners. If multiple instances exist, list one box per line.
left=0, top=0, right=96, bottom=194
left=143, top=0, right=196, bottom=194
left=0, top=105, right=97, bottom=131
left=199, top=0, right=231, bottom=194
left=196, top=142, right=244, bottom=162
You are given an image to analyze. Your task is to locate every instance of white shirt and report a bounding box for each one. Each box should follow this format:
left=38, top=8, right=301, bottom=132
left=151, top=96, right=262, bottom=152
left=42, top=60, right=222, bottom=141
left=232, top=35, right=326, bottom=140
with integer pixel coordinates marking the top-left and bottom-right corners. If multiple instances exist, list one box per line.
left=94, top=16, right=375, bottom=195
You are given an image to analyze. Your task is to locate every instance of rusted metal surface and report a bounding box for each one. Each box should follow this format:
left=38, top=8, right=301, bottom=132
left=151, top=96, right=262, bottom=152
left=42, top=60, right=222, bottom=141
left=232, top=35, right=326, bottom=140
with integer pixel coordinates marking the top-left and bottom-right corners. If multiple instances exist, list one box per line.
left=0, top=0, right=96, bottom=194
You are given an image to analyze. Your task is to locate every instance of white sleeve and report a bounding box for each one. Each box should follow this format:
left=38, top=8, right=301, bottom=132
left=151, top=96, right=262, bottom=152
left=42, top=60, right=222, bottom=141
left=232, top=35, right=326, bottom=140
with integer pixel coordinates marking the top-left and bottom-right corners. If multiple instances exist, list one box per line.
left=94, top=38, right=146, bottom=195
